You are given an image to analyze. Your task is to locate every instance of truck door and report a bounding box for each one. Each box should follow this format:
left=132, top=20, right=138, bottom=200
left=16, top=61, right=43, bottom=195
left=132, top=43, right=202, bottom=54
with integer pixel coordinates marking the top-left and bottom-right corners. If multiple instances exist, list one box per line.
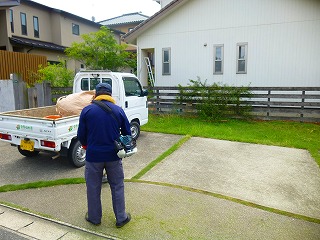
left=122, top=76, right=148, bottom=125
left=101, top=77, right=120, bottom=105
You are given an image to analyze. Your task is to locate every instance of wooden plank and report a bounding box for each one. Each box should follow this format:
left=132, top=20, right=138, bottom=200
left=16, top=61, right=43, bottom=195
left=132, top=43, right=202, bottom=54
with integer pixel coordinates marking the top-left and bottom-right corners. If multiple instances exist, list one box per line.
left=35, top=83, right=45, bottom=107
left=251, top=106, right=319, bottom=114
left=252, top=115, right=320, bottom=123
left=246, top=101, right=320, bottom=107
left=43, top=82, right=52, bottom=106
left=151, top=86, right=320, bottom=91
left=251, top=94, right=320, bottom=99
left=28, top=87, right=38, bottom=108
left=248, top=87, right=320, bottom=91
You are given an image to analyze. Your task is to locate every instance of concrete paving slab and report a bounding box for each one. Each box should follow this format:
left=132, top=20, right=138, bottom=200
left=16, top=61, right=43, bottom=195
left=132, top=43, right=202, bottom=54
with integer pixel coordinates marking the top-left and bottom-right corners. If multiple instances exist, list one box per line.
left=18, top=221, right=68, bottom=240
left=60, top=231, right=110, bottom=240
left=122, top=132, right=183, bottom=178
left=141, top=137, right=320, bottom=219
left=0, top=226, right=35, bottom=240
left=0, top=207, right=34, bottom=231
left=0, top=141, right=84, bottom=185
left=0, top=204, right=115, bottom=240
left=0, top=183, right=319, bottom=240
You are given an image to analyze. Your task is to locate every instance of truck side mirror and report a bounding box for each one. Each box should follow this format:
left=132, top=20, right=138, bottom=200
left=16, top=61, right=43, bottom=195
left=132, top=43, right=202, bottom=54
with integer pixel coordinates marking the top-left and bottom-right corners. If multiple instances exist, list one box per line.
left=141, top=89, right=148, bottom=97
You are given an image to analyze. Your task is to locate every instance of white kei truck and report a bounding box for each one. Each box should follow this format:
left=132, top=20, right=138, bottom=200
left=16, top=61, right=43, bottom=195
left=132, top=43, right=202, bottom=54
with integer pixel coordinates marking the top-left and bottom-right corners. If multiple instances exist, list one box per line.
left=0, top=70, right=148, bottom=167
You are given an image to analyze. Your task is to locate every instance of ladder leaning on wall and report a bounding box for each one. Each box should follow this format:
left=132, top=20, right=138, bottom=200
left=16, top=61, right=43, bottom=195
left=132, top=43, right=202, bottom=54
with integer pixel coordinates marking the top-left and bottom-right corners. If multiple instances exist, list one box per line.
left=144, top=57, right=155, bottom=87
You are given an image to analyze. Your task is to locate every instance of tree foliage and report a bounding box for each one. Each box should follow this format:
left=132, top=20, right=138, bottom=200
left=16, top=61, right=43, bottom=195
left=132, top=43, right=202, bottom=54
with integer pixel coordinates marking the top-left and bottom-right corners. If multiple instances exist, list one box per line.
left=34, top=61, right=74, bottom=87
left=65, top=26, right=136, bottom=71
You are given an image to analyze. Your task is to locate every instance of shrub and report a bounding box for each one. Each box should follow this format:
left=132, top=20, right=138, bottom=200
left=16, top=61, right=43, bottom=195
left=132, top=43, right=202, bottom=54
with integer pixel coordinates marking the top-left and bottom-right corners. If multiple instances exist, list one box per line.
left=31, top=61, right=74, bottom=87
left=178, top=78, right=252, bottom=121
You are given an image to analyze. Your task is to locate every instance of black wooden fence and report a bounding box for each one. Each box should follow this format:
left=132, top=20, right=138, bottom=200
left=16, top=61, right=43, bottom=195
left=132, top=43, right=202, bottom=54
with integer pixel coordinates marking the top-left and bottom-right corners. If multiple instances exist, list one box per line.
left=51, top=87, right=73, bottom=103
left=2, top=78, right=319, bottom=122
left=146, top=86, right=320, bottom=123
left=49, top=86, right=320, bottom=122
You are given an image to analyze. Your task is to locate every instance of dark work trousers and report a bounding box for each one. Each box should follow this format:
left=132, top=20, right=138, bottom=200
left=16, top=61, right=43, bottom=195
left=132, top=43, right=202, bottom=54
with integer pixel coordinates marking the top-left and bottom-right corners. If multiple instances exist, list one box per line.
left=85, top=160, right=127, bottom=224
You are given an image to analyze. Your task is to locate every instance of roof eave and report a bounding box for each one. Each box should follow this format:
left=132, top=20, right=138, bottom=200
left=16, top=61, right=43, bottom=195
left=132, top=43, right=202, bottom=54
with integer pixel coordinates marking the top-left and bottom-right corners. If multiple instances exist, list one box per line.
left=0, top=0, right=20, bottom=7
left=21, top=0, right=102, bottom=28
left=9, top=36, right=66, bottom=52
left=123, top=0, right=188, bottom=44
left=105, top=20, right=145, bottom=26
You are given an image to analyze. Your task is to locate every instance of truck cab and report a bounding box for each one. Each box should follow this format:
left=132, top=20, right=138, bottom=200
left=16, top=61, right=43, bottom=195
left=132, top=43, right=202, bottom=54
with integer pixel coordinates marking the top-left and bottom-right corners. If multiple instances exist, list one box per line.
left=72, top=70, right=148, bottom=139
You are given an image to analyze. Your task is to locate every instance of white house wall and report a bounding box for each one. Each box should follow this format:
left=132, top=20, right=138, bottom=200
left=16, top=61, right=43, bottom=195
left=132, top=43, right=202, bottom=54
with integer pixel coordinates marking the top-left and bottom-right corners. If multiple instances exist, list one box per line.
left=137, top=0, right=320, bottom=87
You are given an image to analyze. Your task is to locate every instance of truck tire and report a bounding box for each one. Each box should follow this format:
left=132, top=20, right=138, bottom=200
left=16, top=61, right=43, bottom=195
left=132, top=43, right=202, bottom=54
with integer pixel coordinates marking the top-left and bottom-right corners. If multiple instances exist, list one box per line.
left=68, top=140, right=86, bottom=168
left=18, top=146, right=40, bottom=157
left=130, top=121, right=140, bottom=140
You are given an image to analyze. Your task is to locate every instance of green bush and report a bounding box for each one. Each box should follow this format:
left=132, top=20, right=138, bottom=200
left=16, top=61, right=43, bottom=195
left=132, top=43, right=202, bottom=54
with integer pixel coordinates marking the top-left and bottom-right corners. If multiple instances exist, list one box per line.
left=178, top=78, right=252, bottom=121
left=32, top=61, right=74, bottom=87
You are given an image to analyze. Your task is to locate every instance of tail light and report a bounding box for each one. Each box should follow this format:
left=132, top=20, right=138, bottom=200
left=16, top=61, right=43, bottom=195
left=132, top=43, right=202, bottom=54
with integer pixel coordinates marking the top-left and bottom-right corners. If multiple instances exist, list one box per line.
left=0, top=133, right=12, bottom=140
left=41, top=140, right=56, bottom=148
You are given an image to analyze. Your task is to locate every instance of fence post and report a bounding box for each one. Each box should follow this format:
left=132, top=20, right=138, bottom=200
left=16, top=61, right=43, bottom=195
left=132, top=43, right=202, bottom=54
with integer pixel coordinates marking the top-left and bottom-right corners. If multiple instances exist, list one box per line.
left=43, top=81, right=52, bottom=106
left=156, top=89, right=160, bottom=112
left=12, top=74, right=28, bottom=110
left=35, top=82, right=45, bottom=107
left=27, top=87, right=38, bottom=108
left=267, top=90, right=271, bottom=118
left=300, top=90, right=305, bottom=122
left=35, top=81, right=52, bottom=107
left=0, top=79, right=15, bottom=112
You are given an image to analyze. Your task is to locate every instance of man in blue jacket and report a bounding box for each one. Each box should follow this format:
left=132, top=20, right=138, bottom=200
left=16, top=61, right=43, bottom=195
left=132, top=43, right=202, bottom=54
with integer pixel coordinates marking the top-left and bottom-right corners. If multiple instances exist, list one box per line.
left=77, top=82, right=131, bottom=228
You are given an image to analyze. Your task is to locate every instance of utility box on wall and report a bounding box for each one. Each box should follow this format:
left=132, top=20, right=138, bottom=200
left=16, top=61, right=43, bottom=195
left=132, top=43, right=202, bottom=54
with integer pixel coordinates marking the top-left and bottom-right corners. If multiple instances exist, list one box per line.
left=0, top=74, right=28, bottom=112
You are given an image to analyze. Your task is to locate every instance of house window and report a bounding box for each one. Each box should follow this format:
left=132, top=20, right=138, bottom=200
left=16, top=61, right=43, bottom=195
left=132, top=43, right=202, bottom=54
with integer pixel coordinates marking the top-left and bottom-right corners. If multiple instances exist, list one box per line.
left=33, top=16, right=39, bottom=38
left=20, top=12, right=27, bottom=35
left=162, top=48, right=171, bottom=75
left=237, top=43, right=248, bottom=73
left=213, top=45, right=224, bottom=74
left=72, top=23, right=79, bottom=35
left=10, top=9, right=14, bottom=33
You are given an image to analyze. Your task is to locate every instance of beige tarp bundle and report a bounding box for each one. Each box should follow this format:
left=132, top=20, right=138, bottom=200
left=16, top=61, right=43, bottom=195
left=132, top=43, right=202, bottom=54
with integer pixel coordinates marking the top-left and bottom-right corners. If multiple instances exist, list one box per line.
left=56, top=91, right=95, bottom=116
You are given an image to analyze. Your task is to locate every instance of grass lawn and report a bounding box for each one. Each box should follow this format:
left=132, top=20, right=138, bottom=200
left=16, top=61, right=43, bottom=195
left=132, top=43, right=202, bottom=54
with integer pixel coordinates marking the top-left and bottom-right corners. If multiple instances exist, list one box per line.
left=141, top=114, right=320, bottom=167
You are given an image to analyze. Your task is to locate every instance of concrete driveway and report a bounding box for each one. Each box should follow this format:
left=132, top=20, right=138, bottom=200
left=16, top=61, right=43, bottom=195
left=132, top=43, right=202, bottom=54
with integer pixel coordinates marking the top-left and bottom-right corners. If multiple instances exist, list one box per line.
left=0, top=132, right=319, bottom=239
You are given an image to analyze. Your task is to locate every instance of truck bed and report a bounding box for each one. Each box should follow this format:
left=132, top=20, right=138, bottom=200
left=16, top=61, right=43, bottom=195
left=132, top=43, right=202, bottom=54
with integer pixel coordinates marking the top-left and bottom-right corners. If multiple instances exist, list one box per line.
left=1, top=106, right=78, bottom=120
left=0, top=106, right=80, bottom=151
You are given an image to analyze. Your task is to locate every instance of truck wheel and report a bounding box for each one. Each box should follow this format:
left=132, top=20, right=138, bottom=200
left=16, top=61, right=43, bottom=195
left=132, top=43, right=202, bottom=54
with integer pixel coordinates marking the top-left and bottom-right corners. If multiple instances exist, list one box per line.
left=130, top=121, right=140, bottom=140
left=68, top=140, right=86, bottom=168
left=18, top=146, right=40, bottom=157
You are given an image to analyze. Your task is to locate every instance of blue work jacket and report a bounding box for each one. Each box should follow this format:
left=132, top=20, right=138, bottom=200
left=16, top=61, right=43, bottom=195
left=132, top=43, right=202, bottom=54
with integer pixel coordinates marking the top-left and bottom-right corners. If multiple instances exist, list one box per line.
left=77, top=100, right=131, bottom=162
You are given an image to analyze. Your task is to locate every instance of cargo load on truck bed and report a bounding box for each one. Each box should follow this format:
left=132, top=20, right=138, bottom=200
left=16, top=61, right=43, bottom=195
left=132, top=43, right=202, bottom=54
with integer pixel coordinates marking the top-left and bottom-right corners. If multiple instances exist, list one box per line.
left=1, top=106, right=76, bottom=120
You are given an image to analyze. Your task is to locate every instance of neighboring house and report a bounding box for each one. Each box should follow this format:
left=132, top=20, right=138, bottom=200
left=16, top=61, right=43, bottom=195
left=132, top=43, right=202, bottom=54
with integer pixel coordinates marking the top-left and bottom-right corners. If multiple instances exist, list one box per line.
left=124, top=0, right=320, bottom=87
left=0, top=0, right=122, bottom=74
left=153, top=0, right=174, bottom=8
left=99, top=12, right=149, bottom=52
left=99, top=12, right=149, bottom=34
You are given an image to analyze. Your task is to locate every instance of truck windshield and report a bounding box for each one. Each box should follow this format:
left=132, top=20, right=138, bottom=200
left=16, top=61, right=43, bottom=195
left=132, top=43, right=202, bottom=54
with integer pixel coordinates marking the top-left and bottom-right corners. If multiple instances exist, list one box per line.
left=123, top=77, right=142, bottom=96
left=81, top=78, right=112, bottom=91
